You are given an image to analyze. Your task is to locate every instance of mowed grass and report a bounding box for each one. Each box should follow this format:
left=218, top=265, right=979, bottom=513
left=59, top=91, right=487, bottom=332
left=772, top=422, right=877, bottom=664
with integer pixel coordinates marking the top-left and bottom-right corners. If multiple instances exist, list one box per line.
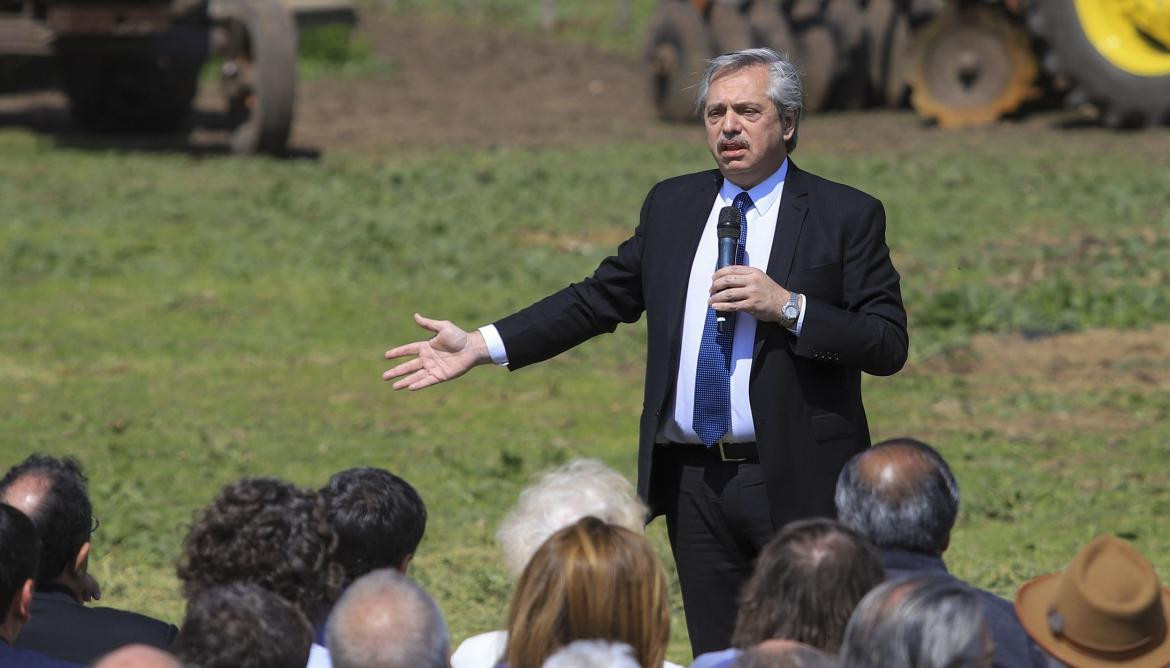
left=2, top=120, right=1169, bottom=663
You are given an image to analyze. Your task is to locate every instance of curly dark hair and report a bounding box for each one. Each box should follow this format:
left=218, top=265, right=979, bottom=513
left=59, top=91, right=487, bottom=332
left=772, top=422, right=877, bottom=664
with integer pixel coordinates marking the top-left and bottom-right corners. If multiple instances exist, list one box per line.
left=0, top=454, right=91, bottom=584
left=177, top=477, right=344, bottom=625
left=320, top=467, right=427, bottom=587
left=732, top=518, right=885, bottom=653
left=173, top=583, right=312, bottom=668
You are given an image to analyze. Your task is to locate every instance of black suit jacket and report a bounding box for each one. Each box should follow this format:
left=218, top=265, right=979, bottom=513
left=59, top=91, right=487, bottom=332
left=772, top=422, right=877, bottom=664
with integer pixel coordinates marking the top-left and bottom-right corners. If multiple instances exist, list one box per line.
left=0, top=640, right=81, bottom=668
left=495, top=163, right=908, bottom=525
left=13, top=585, right=178, bottom=664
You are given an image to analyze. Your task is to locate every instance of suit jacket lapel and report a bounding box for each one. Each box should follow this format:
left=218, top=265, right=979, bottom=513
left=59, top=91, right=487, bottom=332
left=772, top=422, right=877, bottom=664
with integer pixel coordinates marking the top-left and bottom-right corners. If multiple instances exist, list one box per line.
left=755, top=161, right=809, bottom=360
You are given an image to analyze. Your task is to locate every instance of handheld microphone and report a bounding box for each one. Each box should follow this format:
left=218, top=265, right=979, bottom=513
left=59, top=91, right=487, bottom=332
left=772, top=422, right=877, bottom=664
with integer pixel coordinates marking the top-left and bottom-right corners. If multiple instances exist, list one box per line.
left=715, top=206, right=740, bottom=333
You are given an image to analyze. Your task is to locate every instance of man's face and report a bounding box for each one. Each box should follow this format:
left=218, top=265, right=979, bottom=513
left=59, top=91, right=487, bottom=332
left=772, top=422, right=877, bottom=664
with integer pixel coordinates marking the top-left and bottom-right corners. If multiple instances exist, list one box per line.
left=704, top=65, right=794, bottom=189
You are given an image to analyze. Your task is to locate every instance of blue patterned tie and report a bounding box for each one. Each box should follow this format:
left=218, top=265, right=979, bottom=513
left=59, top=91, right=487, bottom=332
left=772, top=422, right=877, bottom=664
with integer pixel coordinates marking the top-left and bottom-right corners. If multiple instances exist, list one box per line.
left=692, top=192, right=752, bottom=446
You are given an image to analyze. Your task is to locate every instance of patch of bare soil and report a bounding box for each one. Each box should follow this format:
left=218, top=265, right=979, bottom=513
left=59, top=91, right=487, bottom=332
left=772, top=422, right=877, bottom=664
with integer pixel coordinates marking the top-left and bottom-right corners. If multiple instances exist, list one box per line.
left=915, top=324, right=1170, bottom=440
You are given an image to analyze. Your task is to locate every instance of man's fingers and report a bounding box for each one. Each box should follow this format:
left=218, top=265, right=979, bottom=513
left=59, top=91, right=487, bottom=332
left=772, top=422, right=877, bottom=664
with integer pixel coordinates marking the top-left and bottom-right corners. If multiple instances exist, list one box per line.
left=384, top=341, right=424, bottom=360
left=382, top=358, right=423, bottom=380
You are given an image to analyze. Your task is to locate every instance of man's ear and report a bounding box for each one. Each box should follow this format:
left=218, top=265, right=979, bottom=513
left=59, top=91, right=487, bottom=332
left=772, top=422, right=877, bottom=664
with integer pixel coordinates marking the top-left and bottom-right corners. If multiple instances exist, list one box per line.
left=15, top=579, right=33, bottom=623
left=71, top=541, right=91, bottom=577
left=397, top=553, right=414, bottom=574
left=782, top=112, right=798, bottom=142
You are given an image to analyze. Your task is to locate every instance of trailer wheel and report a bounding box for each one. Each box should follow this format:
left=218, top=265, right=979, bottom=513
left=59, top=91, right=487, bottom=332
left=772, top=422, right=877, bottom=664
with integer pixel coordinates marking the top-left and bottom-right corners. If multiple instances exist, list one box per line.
left=710, top=3, right=754, bottom=54
left=906, top=4, right=1039, bottom=126
left=212, top=0, right=298, bottom=154
left=645, top=1, right=712, bottom=121
left=1028, top=0, right=1170, bottom=126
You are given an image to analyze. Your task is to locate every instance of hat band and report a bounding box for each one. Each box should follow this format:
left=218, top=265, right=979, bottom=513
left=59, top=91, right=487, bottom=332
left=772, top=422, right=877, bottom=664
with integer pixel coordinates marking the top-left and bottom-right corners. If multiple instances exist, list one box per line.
left=1049, top=608, right=1169, bottom=657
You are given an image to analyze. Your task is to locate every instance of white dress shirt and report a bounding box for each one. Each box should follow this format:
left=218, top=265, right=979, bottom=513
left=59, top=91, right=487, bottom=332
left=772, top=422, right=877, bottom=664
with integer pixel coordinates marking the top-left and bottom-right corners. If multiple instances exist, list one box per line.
left=479, top=160, right=803, bottom=444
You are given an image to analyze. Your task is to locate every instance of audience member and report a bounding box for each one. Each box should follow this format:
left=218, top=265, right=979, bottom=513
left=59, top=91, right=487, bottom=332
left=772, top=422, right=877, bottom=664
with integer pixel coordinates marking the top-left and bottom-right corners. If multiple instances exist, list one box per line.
left=325, top=569, right=449, bottom=668
left=92, top=645, right=182, bottom=668
left=838, top=574, right=991, bottom=668
left=0, top=503, right=80, bottom=667
left=453, top=459, right=649, bottom=668
left=542, top=640, right=642, bottom=668
left=1015, top=534, right=1170, bottom=667
left=177, top=476, right=344, bottom=664
left=0, top=455, right=177, bottom=663
left=172, top=583, right=312, bottom=668
left=320, top=467, right=427, bottom=582
left=692, top=519, right=883, bottom=667
left=731, top=640, right=837, bottom=668
left=835, top=438, right=1042, bottom=667
left=504, top=516, right=672, bottom=668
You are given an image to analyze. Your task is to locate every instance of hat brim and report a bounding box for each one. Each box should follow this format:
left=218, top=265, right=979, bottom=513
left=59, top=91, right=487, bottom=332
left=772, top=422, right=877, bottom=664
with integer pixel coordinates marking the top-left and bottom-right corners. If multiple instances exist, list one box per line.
left=1016, top=573, right=1170, bottom=668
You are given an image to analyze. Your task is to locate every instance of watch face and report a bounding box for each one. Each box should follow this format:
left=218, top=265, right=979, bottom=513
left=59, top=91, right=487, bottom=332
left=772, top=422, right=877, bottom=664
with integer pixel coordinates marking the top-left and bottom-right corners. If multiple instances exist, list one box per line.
left=784, top=304, right=800, bottom=320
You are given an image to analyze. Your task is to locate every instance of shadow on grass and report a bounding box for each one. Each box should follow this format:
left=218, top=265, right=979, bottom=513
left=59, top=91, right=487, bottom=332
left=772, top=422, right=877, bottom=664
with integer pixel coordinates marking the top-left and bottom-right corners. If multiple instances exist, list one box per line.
left=0, top=97, right=320, bottom=160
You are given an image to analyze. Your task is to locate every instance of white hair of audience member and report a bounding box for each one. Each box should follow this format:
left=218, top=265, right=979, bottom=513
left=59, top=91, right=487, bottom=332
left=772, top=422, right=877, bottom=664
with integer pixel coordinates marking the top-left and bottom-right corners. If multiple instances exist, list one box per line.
left=496, top=458, right=648, bottom=577
left=93, top=644, right=182, bottom=668
left=542, top=640, right=642, bottom=668
left=838, top=574, right=990, bottom=668
left=326, top=569, right=450, bottom=668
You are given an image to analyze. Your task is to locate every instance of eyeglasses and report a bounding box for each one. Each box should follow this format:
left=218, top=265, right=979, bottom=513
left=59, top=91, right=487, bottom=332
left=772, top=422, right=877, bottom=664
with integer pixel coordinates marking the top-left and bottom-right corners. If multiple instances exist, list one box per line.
left=90, top=516, right=100, bottom=535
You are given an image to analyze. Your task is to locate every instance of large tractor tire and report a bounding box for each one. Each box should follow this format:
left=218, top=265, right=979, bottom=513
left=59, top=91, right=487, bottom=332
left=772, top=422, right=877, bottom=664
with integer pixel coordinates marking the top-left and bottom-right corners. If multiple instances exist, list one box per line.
left=906, top=4, right=1039, bottom=126
left=710, top=3, right=754, bottom=53
left=823, top=0, right=869, bottom=108
left=1028, top=0, right=1170, bottom=127
left=210, top=0, right=298, bottom=154
left=646, top=1, right=712, bottom=121
left=60, top=49, right=202, bottom=133
left=748, top=0, right=798, bottom=60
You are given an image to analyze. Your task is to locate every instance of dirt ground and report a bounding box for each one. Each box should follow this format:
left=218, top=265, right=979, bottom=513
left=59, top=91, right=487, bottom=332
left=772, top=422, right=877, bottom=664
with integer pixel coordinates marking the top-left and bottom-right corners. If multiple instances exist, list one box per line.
left=4, top=11, right=1170, bottom=158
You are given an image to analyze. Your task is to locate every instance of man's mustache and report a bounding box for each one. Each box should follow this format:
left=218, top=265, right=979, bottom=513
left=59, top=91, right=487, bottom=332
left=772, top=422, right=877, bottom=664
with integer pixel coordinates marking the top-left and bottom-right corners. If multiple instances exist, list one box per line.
left=718, top=138, right=750, bottom=151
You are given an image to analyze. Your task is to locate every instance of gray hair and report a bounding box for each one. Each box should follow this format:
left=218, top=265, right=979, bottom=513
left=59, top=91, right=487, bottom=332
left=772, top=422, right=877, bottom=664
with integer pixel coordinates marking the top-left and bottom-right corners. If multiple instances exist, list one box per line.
left=327, top=569, right=450, bottom=668
left=542, top=640, right=641, bottom=668
left=838, top=575, right=989, bottom=668
left=497, top=458, right=647, bottom=577
left=834, top=438, right=959, bottom=555
left=696, top=48, right=803, bottom=153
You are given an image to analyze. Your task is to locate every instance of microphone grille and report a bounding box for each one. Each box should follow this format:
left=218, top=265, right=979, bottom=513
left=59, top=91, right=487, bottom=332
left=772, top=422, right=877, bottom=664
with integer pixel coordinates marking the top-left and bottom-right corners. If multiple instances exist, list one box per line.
left=717, top=206, right=740, bottom=239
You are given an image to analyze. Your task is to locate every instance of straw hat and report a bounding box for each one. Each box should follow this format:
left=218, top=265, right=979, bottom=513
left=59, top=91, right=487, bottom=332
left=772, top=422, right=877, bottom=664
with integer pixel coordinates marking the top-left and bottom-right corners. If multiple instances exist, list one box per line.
left=1015, top=535, right=1170, bottom=668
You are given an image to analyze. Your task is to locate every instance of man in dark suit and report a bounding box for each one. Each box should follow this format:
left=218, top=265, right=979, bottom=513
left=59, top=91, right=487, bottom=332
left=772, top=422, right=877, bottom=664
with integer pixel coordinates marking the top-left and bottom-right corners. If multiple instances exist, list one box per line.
left=0, top=456, right=177, bottom=663
left=0, top=503, right=82, bottom=667
left=834, top=438, right=1045, bottom=667
left=384, top=48, right=907, bottom=654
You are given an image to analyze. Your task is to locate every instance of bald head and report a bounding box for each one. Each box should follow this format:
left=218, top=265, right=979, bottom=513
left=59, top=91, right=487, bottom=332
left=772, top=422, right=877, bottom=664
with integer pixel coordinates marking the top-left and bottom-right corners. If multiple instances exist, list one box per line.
left=327, top=569, right=449, bottom=668
left=0, top=475, right=51, bottom=518
left=94, top=645, right=182, bottom=668
left=735, top=640, right=837, bottom=667
left=834, top=438, right=959, bottom=555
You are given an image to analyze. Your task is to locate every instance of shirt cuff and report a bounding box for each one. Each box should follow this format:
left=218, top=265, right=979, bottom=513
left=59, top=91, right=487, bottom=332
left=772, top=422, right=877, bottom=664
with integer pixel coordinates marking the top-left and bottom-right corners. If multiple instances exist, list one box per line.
left=790, top=293, right=807, bottom=336
left=478, top=325, right=509, bottom=366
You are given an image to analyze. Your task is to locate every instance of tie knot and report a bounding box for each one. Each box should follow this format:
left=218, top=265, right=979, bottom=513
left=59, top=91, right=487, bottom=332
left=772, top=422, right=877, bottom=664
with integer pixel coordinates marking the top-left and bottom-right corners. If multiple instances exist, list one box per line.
left=733, top=192, right=753, bottom=215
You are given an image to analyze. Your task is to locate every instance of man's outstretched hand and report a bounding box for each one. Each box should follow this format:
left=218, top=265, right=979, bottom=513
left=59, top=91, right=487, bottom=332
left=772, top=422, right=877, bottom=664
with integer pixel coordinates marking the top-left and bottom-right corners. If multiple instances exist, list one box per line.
left=383, top=314, right=491, bottom=390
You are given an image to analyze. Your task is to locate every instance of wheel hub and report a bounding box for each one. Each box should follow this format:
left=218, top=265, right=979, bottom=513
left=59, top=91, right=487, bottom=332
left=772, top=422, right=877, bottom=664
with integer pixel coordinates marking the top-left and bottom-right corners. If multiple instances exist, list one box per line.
left=1075, top=0, right=1170, bottom=76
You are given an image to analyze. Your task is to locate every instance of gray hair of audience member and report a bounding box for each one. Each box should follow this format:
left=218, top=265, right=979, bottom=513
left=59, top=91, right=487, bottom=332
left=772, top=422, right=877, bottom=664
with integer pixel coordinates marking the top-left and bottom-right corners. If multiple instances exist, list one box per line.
left=838, top=574, right=990, bottom=668
left=93, top=645, right=182, bottom=668
left=327, top=568, right=450, bottom=668
left=733, top=640, right=839, bottom=668
left=497, top=458, right=647, bottom=577
left=834, top=438, right=959, bottom=555
left=541, top=640, right=642, bottom=668
left=695, top=48, right=803, bottom=153
left=172, top=583, right=312, bottom=668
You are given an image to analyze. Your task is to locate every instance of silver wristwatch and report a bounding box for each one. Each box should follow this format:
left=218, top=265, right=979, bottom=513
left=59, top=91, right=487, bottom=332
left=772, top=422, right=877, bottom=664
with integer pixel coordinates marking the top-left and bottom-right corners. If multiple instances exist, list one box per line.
left=779, top=292, right=802, bottom=328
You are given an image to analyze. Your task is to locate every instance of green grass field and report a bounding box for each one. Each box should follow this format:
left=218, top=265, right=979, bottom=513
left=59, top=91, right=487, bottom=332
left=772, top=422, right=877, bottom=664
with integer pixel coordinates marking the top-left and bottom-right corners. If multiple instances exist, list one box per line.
left=2, top=91, right=1169, bottom=663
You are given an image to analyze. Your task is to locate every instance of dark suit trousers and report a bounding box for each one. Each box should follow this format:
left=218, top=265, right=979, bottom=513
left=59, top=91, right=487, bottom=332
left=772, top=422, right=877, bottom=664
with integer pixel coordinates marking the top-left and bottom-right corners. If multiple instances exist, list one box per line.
left=661, top=448, right=776, bottom=657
